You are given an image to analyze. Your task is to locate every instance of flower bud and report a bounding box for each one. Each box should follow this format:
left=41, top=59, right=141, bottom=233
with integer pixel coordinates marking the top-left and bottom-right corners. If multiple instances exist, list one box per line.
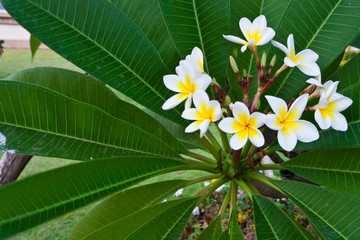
left=230, top=56, right=239, bottom=73
left=261, top=52, right=267, bottom=68
left=270, top=54, right=276, bottom=67
left=225, top=95, right=232, bottom=106
left=243, top=69, right=248, bottom=78
left=255, top=98, right=261, bottom=110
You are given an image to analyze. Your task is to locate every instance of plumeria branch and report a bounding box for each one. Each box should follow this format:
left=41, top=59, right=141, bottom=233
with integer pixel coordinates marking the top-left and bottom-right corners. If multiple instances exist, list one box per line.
left=184, top=152, right=217, bottom=165
left=254, top=164, right=287, bottom=171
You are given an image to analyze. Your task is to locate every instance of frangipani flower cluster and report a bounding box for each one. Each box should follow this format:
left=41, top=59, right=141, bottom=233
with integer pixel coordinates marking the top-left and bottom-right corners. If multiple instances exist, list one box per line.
left=162, top=15, right=352, bottom=153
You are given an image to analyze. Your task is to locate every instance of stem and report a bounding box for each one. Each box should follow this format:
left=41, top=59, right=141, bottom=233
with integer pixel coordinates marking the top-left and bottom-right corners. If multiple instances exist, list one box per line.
left=164, top=163, right=217, bottom=174
left=243, top=173, right=285, bottom=195
left=234, top=178, right=253, bottom=200
left=206, top=130, right=223, bottom=153
left=184, top=152, right=216, bottom=165
left=240, top=140, right=252, bottom=158
left=216, top=124, right=231, bottom=154
left=262, top=64, right=288, bottom=92
left=230, top=181, right=238, bottom=213
left=186, top=173, right=223, bottom=187
left=196, top=177, right=229, bottom=203
left=200, top=137, right=218, bottom=159
left=218, top=186, right=231, bottom=217
left=250, top=87, right=263, bottom=113
left=252, top=148, right=275, bottom=162
left=245, top=181, right=260, bottom=194
left=254, top=164, right=287, bottom=171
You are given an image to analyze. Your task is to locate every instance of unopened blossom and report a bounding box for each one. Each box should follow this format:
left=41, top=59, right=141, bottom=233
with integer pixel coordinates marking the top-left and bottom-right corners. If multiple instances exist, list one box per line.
left=272, top=34, right=320, bottom=76
left=265, top=94, right=319, bottom=151
left=162, top=60, right=211, bottom=110
left=186, top=47, right=204, bottom=74
left=223, top=15, right=275, bottom=52
left=219, top=102, right=265, bottom=150
left=182, top=90, right=222, bottom=137
left=314, top=81, right=352, bottom=131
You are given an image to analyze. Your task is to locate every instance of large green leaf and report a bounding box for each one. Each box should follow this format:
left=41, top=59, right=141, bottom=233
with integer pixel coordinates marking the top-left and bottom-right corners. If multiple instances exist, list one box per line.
left=253, top=194, right=313, bottom=240
left=4, top=67, right=187, bottom=153
left=78, top=197, right=198, bottom=240
left=198, top=216, right=222, bottom=240
left=30, top=34, right=41, bottom=61
left=69, top=180, right=188, bottom=239
left=0, top=156, right=186, bottom=238
left=273, top=180, right=360, bottom=240
left=228, top=213, right=245, bottom=240
left=0, top=80, right=179, bottom=159
left=283, top=149, right=360, bottom=196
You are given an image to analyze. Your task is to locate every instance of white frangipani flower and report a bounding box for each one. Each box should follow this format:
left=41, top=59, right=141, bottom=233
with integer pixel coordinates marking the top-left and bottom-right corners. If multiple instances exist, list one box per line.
left=307, top=77, right=343, bottom=100
left=219, top=102, right=265, bottom=150
left=223, top=15, right=275, bottom=53
left=265, top=94, right=319, bottom=151
left=182, top=90, right=222, bottom=137
left=162, top=60, right=211, bottom=110
left=186, top=47, right=204, bottom=75
left=272, top=34, right=320, bottom=76
left=314, top=81, right=352, bottom=131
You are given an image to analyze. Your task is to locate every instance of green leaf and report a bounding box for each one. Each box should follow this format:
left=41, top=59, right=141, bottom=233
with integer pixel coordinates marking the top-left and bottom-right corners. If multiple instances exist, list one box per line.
left=2, top=0, right=185, bottom=125
left=78, top=197, right=198, bottom=240
left=198, top=216, right=222, bottom=240
left=228, top=213, right=245, bottom=240
left=0, top=80, right=179, bottom=159
left=0, top=156, right=186, bottom=238
left=30, top=34, right=41, bottom=61
left=283, top=149, right=360, bottom=196
left=4, top=67, right=187, bottom=153
left=272, top=180, right=360, bottom=240
left=69, top=180, right=188, bottom=239
left=351, top=35, right=360, bottom=48
left=253, top=194, right=312, bottom=240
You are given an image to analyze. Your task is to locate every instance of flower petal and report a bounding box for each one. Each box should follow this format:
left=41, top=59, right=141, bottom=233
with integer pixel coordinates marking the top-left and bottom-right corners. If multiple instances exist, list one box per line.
left=182, top=108, right=201, bottom=120
left=248, top=112, right=266, bottom=128
left=233, top=101, right=250, bottom=125
left=247, top=38, right=255, bottom=47
left=191, top=46, right=204, bottom=73
left=278, top=125, right=297, bottom=151
left=297, top=62, right=320, bottom=76
left=185, top=120, right=202, bottom=133
left=327, top=97, right=353, bottom=112
left=248, top=127, right=265, bottom=147
left=191, top=74, right=212, bottom=91
left=206, top=100, right=222, bottom=122
left=286, top=94, right=308, bottom=121
left=287, top=120, right=319, bottom=143
left=241, top=44, right=248, bottom=53
left=256, top=28, right=275, bottom=45
left=177, top=60, right=196, bottom=82
left=239, top=17, right=252, bottom=40
left=265, top=95, right=288, bottom=120
left=184, top=93, right=192, bottom=109
left=284, top=57, right=298, bottom=67
left=315, top=109, right=332, bottom=130
left=219, top=118, right=241, bottom=133
left=296, top=49, right=319, bottom=63
left=230, top=129, right=248, bottom=150
left=251, top=15, right=266, bottom=36
left=199, top=119, right=211, bottom=137
left=163, top=74, right=183, bottom=92
left=162, top=93, right=188, bottom=110
left=223, top=35, right=247, bottom=45
left=306, top=78, right=323, bottom=87
left=265, top=114, right=283, bottom=130
left=271, top=40, right=289, bottom=56
left=287, top=34, right=295, bottom=57
left=330, top=111, right=348, bottom=131
left=193, top=90, right=209, bottom=112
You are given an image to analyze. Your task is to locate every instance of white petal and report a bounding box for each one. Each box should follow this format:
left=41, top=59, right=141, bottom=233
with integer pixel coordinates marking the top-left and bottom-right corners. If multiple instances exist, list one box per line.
left=330, top=112, right=348, bottom=131
left=184, top=93, right=192, bottom=109
left=193, top=90, right=209, bottom=112
left=185, top=55, right=203, bottom=75
left=288, top=120, right=319, bottom=143
left=324, top=81, right=339, bottom=101
left=251, top=15, right=267, bottom=36
left=182, top=108, right=201, bottom=120
left=185, top=120, right=202, bottom=133
left=306, top=78, right=323, bottom=87
left=241, top=45, right=248, bottom=53
left=247, top=38, right=255, bottom=47
left=249, top=112, right=266, bottom=128
left=230, top=129, right=248, bottom=150
left=328, top=97, right=353, bottom=112
left=191, top=74, right=212, bottom=91
left=286, top=94, right=308, bottom=121
left=219, top=118, right=240, bottom=133
left=248, top=127, right=265, bottom=147
left=163, top=74, right=183, bottom=92
left=256, top=28, right=275, bottom=45
left=199, top=119, right=211, bottom=137
left=207, top=100, right=222, bottom=122
left=191, top=46, right=204, bottom=73
left=297, top=62, right=320, bottom=76
left=315, top=109, right=331, bottom=130
left=278, top=126, right=298, bottom=151
left=287, top=34, right=295, bottom=57
left=239, top=17, right=252, bottom=40
left=284, top=57, right=298, bottom=67
left=223, top=35, right=247, bottom=45
left=265, top=95, right=288, bottom=120
left=271, top=40, right=290, bottom=56
left=233, top=101, right=250, bottom=124
left=177, top=60, right=196, bottom=82
left=323, top=80, right=334, bottom=90
left=318, top=90, right=329, bottom=108
left=265, top=114, right=283, bottom=130
left=162, top=93, right=188, bottom=110
left=296, top=49, right=319, bottom=63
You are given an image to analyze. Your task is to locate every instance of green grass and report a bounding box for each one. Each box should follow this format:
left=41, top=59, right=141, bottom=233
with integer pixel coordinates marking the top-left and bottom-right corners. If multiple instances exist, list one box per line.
left=1, top=49, right=208, bottom=240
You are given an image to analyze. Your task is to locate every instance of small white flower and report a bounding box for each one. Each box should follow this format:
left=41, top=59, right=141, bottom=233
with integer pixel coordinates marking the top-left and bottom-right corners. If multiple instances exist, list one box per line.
left=192, top=207, right=200, bottom=215
left=219, top=102, right=265, bottom=150
left=272, top=34, right=320, bottom=76
left=175, top=188, right=184, bottom=197
left=182, top=90, right=222, bottom=137
left=307, top=77, right=343, bottom=100
left=223, top=15, right=275, bottom=52
left=215, top=184, right=226, bottom=192
left=265, top=94, right=319, bottom=151
left=314, top=81, right=352, bottom=131
left=162, top=60, right=211, bottom=110
left=185, top=47, right=204, bottom=75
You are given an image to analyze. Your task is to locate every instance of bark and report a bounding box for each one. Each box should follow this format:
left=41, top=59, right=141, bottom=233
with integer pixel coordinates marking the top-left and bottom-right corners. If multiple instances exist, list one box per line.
left=0, top=153, right=32, bottom=186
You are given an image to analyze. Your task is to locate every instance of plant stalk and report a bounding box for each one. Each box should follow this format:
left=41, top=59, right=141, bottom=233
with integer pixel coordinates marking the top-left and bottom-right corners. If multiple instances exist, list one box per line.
left=186, top=173, right=223, bottom=187
left=196, top=177, right=229, bottom=203
left=218, top=186, right=231, bottom=217
left=243, top=173, right=285, bottom=195
left=254, top=164, right=287, bottom=171
left=234, top=178, right=253, bottom=200
left=184, top=152, right=217, bottom=165
left=230, top=181, right=238, bottom=213
left=216, top=124, right=231, bottom=154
